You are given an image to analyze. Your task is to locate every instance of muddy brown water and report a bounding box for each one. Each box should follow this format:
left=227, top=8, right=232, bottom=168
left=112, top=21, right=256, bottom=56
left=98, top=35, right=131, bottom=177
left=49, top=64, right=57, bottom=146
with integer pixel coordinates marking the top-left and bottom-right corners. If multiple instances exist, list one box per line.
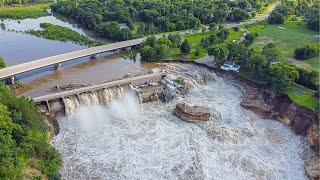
left=1, top=15, right=159, bottom=97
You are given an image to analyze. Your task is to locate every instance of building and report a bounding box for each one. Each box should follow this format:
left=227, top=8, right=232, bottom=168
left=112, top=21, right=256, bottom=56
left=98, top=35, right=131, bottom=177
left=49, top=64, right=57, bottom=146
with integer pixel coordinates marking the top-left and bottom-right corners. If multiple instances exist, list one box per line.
left=220, top=61, right=240, bottom=72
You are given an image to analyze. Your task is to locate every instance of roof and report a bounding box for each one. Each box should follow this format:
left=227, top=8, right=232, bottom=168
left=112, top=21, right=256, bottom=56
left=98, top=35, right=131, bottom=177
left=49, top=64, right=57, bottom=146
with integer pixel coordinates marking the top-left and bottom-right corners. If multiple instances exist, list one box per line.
left=233, top=64, right=240, bottom=69
left=224, top=61, right=234, bottom=66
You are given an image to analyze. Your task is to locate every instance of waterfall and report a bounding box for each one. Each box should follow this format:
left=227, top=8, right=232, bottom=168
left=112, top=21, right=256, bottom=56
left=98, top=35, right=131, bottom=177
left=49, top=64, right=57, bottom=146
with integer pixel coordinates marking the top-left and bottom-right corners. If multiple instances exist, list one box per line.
left=62, top=85, right=127, bottom=116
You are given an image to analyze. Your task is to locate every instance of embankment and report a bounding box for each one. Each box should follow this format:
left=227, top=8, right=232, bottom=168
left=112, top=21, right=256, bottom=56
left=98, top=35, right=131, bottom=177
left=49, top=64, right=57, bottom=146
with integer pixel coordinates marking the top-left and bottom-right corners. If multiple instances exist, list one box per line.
left=166, top=60, right=319, bottom=155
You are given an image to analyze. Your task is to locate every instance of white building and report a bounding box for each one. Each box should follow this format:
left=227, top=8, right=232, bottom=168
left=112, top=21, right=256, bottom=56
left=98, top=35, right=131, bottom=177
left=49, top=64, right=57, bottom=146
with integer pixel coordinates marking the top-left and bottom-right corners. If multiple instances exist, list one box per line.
left=220, top=61, right=240, bottom=72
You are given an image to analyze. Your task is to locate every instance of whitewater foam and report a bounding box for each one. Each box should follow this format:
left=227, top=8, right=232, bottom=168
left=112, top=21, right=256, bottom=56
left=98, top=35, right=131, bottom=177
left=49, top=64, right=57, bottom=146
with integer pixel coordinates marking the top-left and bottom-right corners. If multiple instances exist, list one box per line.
left=51, top=78, right=310, bottom=179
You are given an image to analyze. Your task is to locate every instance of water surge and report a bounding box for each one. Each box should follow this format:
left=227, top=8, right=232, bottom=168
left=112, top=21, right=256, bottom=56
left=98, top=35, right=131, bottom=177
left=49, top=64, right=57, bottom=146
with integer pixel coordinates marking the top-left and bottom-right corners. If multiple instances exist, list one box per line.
left=51, top=64, right=310, bottom=179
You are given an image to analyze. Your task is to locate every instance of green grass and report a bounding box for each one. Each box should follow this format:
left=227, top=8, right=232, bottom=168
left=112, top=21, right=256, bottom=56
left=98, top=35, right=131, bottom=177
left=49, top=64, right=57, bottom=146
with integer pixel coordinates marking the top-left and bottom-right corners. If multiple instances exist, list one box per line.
left=250, top=21, right=319, bottom=70
left=241, top=21, right=267, bottom=33
left=26, top=23, right=105, bottom=47
left=240, top=69, right=318, bottom=111
left=258, top=3, right=275, bottom=15
left=288, top=85, right=318, bottom=111
left=170, top=28, right=244, bottom=60
left=0, top=4, right=49, bottom=19
left=226, top=28, right=243, bottom=43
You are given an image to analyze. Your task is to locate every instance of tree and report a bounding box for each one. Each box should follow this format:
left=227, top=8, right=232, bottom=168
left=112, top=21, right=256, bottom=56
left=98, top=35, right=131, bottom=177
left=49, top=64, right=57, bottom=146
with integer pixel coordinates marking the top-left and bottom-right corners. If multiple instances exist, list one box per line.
left=168, top=34, right=182, bottom=47
left=268, top=11, right=285, bottom=24
left=229, top=8, right=249, bottom=21
left=243, top=32, right=259, bottom=47
left=294, top=44, right=320, bottom=60
left=180, top=39, right=191, bottom=53
left=217, top=29, right=229, bottom=42
left=270, top=68, right=293, bottom=94
left=269, top=62, right=299, bottom=94
left=208, top=44, right=229, bottom=63
left=208, top=34, right=217, bottom=44
left=262, top=43, right=281, bottom=63
left=227, top=43, right=248, bottom=64
left=140, top=45, right=156, bottom=62
left=233, top=26, right=239, bottom=32
left=202, top=27, right=206, bottom=32
left=209, top=22, right=216, bottom=31
left=0, top=56, right=5, bottom=69
left=195, top=48, right=200, bottom=57
left=155, top=44, right=169, bottom=59
left=295, top=68, right=319, bottom=90
left=143, top=36, right=157, bottom=48
left=248, top=52, right=267, bottom=79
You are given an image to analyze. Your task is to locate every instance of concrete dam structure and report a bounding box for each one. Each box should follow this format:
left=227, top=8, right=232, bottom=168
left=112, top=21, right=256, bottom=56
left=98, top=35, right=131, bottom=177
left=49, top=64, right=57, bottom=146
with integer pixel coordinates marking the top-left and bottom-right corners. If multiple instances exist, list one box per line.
left=35, top=72, right=167, bottom=116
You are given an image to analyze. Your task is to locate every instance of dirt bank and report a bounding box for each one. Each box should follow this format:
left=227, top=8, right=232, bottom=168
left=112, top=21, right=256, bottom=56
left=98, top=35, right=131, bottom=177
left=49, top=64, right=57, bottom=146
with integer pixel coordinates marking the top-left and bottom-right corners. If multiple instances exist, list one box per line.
left=166, top=60, right=319, bottom=153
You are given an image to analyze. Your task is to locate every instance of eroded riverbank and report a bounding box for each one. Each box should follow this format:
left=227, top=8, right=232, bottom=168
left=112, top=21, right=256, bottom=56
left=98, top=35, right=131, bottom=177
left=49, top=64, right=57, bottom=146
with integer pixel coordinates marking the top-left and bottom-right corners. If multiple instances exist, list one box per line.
left=49, top=63, right=313, bottom=179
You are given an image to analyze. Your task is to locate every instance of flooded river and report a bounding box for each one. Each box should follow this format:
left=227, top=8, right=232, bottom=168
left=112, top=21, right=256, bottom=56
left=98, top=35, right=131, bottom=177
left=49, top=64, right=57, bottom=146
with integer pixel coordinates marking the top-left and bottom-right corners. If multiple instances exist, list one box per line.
left=0, top=15, right=157, bottom=97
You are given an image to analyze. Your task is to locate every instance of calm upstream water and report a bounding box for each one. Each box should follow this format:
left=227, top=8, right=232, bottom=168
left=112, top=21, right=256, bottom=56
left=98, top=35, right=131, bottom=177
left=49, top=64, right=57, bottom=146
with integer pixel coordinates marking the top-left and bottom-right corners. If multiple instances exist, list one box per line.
left=0, top=15, right=157, bottom=96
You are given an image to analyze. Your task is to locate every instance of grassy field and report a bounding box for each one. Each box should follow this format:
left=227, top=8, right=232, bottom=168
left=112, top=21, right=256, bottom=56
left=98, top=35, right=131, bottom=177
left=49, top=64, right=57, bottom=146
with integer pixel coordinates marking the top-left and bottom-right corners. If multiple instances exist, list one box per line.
left=170, top=28, right=243, bottom=60
left=288, top=85, right=318, bottom=111
left=250, top=21, right=319, bottom=70
left=0, top=4, right=49, bottom=19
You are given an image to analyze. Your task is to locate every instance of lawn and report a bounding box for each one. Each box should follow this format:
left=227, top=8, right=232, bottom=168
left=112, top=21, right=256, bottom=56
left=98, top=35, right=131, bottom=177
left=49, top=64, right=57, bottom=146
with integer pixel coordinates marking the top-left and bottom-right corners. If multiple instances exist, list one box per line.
left=0, top=4, right=49, bottom=19
left=170, top=28, right=243, bottom=60
left=288, top=85, right=318, bottom=111
left=240, top=69, right=318, bottom=111
left=250, top=21, right=319, bottom=70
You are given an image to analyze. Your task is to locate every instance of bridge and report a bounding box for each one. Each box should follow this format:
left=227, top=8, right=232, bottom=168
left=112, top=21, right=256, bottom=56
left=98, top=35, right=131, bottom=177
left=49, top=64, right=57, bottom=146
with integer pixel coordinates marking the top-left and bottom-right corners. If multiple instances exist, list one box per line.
left=0, top=38, right=144, bottom=83
left=34, top=72, right=165, bottom=115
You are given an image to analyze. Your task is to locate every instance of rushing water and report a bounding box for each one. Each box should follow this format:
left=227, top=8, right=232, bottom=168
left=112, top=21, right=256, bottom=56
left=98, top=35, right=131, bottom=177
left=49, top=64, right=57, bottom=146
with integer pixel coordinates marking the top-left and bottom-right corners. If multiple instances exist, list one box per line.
left=51, top=64, right=310, bottom=180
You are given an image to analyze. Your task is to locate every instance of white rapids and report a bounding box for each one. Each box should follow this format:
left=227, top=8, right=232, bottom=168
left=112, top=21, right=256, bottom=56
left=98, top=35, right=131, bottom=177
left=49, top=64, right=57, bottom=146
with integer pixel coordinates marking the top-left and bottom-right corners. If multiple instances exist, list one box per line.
left=51, top=65, right=310, bottom=180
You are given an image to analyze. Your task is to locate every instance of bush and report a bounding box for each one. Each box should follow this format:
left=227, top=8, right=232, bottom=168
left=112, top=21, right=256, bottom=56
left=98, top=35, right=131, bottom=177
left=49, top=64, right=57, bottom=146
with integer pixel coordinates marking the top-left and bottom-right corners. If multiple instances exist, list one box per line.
left=294, top=44, right=320, bottom=60
left=295, top=68, right=319, bottom=90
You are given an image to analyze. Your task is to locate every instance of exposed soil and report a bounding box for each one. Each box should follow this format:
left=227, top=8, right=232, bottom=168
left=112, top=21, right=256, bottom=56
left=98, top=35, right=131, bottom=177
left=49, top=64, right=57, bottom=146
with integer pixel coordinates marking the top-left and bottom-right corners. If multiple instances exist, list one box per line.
left=169, top=60, right=319, bottom=153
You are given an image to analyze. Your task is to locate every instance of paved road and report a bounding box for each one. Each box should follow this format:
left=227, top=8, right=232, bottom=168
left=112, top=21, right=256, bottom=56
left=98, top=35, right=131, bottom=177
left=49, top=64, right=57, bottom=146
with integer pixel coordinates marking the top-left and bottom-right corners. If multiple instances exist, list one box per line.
left=0, top=38, right=145, bottom=80
left=33, top=72, right=165, bottom=102
left=0, top=3, right=279, bottom=81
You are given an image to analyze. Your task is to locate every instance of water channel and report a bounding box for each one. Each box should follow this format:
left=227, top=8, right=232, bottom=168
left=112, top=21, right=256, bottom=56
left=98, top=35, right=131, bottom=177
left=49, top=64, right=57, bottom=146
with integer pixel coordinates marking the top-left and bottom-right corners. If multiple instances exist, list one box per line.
left=0, top=14, right=158, bottom=97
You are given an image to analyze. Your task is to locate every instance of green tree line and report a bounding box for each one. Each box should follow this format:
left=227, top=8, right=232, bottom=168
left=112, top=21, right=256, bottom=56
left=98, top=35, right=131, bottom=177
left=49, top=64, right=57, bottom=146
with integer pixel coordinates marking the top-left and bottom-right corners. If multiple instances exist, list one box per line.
left=51, top=0, right=275, bottom=41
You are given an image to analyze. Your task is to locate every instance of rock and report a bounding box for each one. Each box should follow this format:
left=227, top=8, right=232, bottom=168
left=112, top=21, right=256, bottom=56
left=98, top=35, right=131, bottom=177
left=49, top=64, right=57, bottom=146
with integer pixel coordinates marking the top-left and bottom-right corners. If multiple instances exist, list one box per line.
left=305, top=155, right=320, bottom=180
left=173, top=103, right=211, bottom=122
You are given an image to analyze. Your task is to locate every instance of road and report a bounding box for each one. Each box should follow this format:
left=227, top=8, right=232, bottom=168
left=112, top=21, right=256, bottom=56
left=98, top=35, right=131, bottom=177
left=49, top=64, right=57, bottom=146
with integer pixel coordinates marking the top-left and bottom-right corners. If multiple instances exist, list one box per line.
left=33, top=72, right=165, bottom=102
left=0, top=38, right=144, bottom=81
left=0, top=3, right=279, bottom=81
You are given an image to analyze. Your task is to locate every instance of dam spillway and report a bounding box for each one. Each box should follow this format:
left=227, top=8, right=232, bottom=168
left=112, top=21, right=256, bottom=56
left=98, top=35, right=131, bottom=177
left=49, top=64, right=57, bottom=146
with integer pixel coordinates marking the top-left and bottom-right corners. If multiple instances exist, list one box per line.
left=49, top=63, right=311, bottom=179
left=35, top=72, right=166, bottom=116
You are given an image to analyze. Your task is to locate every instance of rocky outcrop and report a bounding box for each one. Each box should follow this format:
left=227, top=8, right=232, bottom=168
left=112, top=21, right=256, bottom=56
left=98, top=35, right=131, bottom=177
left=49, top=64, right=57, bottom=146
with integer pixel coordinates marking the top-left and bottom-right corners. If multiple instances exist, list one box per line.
left=173, top=103, right=211, bottom=122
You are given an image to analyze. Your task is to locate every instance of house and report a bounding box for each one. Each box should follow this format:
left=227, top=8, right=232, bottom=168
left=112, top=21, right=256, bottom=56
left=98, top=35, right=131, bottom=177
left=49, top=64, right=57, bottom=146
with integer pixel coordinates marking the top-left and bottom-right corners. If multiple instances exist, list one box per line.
left=220, top=61, right=240, bottom=72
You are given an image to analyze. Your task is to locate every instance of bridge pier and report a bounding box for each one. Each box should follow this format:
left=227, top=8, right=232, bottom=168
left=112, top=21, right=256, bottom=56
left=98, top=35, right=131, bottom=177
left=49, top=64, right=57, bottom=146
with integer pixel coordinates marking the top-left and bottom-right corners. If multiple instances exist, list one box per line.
left=53, top=63, right=61, bottom=70
left=10, top=76, right=16, bottom=88
left=46, top=101, right=51, bottom=113
left=90, top=53, right=99, bottom=59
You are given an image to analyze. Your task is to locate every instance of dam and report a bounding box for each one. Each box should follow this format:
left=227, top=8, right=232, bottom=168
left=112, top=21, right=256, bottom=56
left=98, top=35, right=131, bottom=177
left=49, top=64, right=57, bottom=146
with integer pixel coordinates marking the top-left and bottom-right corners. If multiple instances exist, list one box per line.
left=35, top=71, right=167, bottom=116
left=49, top=63, right=311, bottom=179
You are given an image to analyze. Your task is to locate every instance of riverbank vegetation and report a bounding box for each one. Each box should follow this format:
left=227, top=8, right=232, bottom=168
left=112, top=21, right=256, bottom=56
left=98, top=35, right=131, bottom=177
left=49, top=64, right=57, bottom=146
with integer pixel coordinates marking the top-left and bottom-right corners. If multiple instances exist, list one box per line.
left=0, top=4, right=49, bottom=19
left=0, top=82, right=61, bottom=179
left=26, top=23, right=105, bottom=47
left=50, top=0, right=271, bottom=41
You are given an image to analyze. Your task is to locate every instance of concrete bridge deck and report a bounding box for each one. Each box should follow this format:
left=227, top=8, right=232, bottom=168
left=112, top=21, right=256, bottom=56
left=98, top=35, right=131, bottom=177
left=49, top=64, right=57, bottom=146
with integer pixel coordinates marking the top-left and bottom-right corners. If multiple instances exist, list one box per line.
left=0, top=38, right=144, bottom=80
left=33, top=72, right=165, bottom=103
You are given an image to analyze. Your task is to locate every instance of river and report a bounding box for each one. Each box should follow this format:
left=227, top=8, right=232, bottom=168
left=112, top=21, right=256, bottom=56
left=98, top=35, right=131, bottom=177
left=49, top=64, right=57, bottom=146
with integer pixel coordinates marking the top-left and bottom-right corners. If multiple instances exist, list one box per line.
left=0, top=14, right=158, bottom=97
left=51, top=63, right=310, bottom=179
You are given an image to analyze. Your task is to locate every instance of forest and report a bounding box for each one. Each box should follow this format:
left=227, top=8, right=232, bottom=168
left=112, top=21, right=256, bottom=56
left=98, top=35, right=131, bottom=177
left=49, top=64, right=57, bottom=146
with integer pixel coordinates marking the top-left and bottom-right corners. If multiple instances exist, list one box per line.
left=50, top=0, right=275, bottom=41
